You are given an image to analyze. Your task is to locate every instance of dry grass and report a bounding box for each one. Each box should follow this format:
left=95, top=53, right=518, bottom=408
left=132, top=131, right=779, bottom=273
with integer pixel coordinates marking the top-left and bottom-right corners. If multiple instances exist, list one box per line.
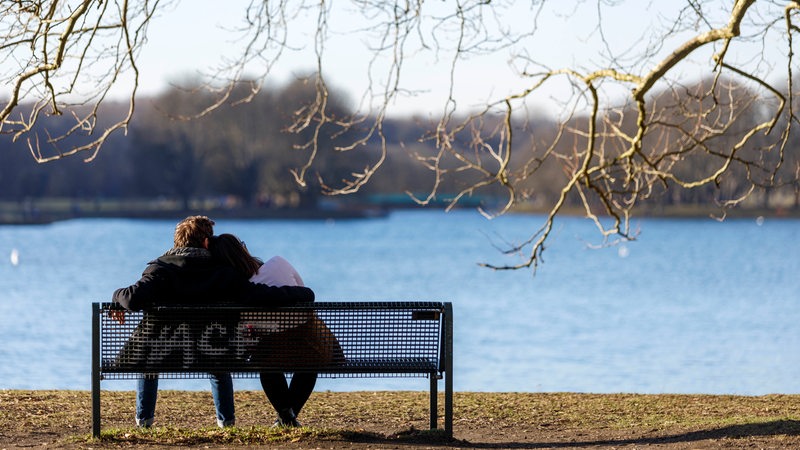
left=2, top=390, right=800, bottom=448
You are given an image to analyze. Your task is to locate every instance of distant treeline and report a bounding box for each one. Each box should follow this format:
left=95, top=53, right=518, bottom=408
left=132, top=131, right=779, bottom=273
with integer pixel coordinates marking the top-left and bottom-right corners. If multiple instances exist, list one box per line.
left=1, top=77, right=798, bottom=213
left=0, top=79, right=462, bottom=210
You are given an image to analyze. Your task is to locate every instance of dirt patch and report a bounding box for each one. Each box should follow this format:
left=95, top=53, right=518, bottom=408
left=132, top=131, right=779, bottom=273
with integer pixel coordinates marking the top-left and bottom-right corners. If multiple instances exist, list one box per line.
left=2, top=390, right=800, bottom=449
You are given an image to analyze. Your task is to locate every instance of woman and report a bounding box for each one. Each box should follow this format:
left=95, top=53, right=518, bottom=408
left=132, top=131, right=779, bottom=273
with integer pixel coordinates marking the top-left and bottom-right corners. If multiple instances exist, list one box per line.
left=209, top=233, right=317, bottom=427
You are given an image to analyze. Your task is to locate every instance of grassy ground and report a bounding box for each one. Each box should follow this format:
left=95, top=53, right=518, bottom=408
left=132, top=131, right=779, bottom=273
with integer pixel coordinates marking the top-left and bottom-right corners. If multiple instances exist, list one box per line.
left=2, top=390, right=800, bottom=449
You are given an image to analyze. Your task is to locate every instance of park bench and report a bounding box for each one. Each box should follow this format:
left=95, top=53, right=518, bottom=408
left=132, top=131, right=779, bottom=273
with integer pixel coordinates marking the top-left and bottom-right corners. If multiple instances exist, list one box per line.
left=91, top=301, right=453, bottom=438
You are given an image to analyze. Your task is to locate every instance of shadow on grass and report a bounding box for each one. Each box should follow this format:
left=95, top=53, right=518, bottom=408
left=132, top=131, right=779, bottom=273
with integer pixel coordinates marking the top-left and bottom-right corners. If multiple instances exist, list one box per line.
left=455, top=419, right=800, bottom=449
left=87, top=420, right=800, bottom=448
left=90, top=425, right=452, bottom=447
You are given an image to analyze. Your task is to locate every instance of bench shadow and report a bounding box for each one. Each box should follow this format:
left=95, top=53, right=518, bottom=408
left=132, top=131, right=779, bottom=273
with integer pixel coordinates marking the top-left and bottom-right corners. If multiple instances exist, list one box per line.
left=341, top=420, right=800, bottom=448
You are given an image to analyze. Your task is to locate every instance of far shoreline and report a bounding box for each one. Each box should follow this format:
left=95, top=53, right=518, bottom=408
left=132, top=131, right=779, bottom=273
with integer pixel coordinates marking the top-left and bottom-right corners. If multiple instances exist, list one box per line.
left=2, top=198, right=799, bottom=225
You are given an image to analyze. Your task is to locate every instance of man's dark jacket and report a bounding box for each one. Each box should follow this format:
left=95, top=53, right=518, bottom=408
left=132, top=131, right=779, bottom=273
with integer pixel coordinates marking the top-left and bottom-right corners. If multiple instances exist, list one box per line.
left=110, top=248, right=315, bottom=370
left=113, top=247, right=314, bottom=310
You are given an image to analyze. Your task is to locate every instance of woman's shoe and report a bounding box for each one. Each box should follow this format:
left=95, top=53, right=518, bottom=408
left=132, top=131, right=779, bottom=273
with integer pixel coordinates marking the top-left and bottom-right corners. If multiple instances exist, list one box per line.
left=271, top=408, right=301, bottom=427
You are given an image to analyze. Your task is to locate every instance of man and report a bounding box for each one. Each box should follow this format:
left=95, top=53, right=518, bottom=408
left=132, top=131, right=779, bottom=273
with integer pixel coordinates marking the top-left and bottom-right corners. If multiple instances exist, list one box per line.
left=112, top=216, right=314, bottom=428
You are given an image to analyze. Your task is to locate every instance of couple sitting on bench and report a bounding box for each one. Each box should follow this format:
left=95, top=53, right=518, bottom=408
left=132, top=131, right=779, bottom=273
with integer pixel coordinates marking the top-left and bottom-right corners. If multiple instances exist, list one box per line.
left=111, top=215, right=341, bottom=429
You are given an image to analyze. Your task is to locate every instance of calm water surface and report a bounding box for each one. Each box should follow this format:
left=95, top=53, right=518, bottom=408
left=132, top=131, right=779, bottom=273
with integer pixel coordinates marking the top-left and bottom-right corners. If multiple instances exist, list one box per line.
left=1, top=210, right=798, bottom=394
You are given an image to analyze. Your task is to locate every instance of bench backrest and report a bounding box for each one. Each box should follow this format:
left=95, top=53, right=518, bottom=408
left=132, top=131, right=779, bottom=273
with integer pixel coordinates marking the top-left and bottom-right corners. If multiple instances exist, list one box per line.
left=95, top=301, right=451, bottom=379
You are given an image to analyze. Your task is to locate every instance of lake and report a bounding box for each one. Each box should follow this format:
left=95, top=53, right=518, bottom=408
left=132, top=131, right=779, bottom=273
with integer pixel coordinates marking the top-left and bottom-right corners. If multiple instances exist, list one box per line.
left=1, top=209, right=798, bottom=394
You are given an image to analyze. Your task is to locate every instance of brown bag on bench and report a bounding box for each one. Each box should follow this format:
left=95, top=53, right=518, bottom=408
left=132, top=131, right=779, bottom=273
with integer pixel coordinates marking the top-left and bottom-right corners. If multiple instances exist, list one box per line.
left=247, top=313, right=344, bottom=368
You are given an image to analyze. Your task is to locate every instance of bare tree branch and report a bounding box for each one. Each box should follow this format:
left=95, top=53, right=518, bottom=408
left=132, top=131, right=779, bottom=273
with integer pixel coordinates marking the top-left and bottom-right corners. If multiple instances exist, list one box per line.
left=0, top=0, right=165, bottom=162
left=2, top=0, right=798, bottom=273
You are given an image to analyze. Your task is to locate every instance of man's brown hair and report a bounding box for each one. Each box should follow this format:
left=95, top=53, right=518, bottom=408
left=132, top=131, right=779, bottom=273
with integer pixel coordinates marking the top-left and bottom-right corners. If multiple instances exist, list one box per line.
left=173, top=215, right=215, bottom=248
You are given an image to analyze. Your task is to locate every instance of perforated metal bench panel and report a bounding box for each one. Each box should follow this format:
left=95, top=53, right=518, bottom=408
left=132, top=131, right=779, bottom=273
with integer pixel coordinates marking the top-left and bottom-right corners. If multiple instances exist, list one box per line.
left=98, top=302, right=444, bottom=379
left=91, top=301, right=453, bottom=438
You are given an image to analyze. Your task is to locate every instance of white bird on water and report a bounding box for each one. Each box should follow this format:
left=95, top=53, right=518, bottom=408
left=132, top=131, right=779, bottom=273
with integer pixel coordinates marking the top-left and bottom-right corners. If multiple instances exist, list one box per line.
left=10, top=248, right=19, bottom=266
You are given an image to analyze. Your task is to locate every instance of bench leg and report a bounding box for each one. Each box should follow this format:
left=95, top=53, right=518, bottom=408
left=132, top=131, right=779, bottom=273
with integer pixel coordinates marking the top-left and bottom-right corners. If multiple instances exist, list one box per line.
left=91, top=303, right=101, bottom=438
left=444, top=368, right=453, bottom=438
left=444, top=302, right=453, bottom=438
left=91, top=375, right=100, bottom=438
left=429, top=374, right=438, bottom=430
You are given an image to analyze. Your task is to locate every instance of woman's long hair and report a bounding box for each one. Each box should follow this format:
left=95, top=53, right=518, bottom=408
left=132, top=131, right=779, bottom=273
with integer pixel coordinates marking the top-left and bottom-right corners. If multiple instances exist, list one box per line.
left=209, top=233, right=263, bottom=278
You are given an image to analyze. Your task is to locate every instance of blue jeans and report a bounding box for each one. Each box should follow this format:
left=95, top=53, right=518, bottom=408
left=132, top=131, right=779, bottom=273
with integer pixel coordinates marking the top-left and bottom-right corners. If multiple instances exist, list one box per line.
left=136, top=373, right=235, bottom=426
